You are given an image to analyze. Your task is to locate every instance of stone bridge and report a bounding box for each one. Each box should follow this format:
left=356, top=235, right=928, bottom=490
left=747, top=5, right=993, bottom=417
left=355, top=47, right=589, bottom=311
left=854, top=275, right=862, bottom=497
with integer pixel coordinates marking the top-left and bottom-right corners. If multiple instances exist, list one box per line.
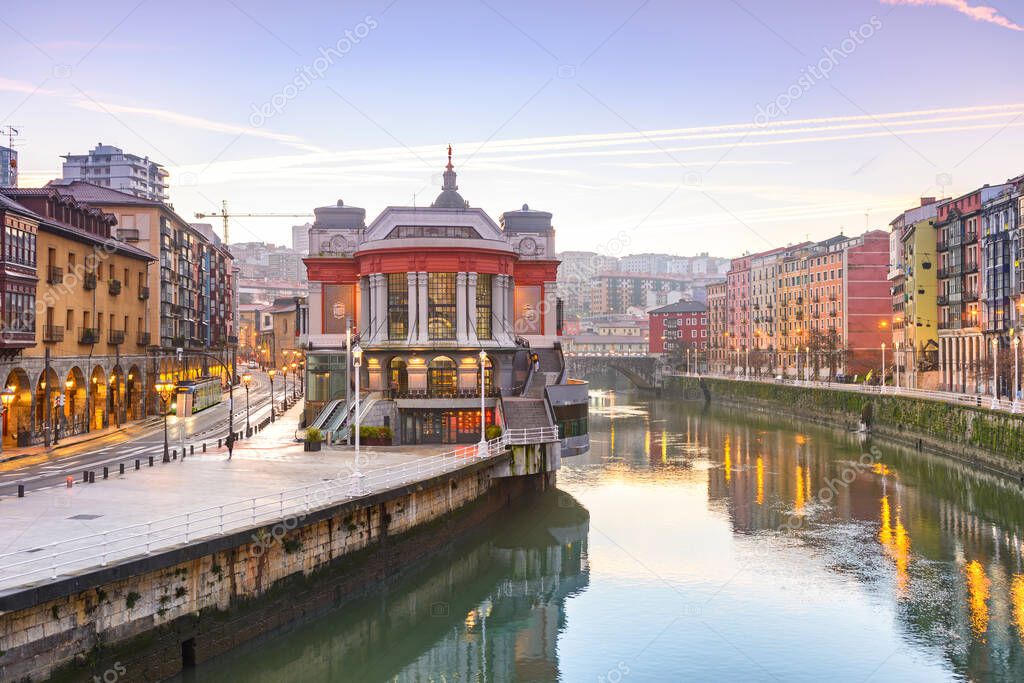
left=564, top=354, right=660, bottom=390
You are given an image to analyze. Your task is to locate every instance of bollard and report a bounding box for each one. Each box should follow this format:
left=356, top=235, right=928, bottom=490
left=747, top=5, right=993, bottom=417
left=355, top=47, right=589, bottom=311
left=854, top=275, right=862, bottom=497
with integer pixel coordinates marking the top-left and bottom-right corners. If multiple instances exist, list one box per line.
left=190, top=445, right=194, bottom=455
left=149, top=456, right=154, bottom=467
left=88, top=471, right=95, bottom=483
left=66, top=476, right=73, bottom=489
left=202, top=443, right=207, bottom=453
left=218, top=438, right=222, bottom=448
left=135, top=459, right=140, bottom=470
left=83, top=470, right=89, bottom=483
left=17, top=484, right=24, bottom=498
left=119, top=463, right=125, bottom=475
left=103, top=466, right=108, bottom=479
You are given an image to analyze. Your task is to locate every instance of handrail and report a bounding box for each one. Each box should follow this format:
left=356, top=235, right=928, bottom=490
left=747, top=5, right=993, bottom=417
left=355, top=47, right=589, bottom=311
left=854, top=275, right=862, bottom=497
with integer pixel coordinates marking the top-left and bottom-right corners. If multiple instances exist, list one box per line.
left=0, top=428, right=558, bottom=591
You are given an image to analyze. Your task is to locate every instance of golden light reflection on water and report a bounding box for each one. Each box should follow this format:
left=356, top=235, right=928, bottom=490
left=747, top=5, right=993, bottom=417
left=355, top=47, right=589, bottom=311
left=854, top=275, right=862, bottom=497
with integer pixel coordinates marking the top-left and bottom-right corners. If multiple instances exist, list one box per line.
left=794, top=465, right=805, bottom=512
left=966, top=560, right=991, bottom=640
left=756, top=456, right=764, bottom=506
left=724, top=435, right=731, bottom=483
left=661, top=430, right=667, bottom=463
left=878, top=496, right=911, bottom=596
left=1012, top=575, right=1024, bottom=644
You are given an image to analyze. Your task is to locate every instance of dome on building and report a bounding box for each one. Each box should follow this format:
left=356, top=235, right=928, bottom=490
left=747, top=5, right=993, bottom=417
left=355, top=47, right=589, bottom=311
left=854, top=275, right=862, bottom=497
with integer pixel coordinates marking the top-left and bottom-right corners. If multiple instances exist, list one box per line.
left=313, top=199, right=365, bottom=229
left=431, top=145, right=468, bottom=209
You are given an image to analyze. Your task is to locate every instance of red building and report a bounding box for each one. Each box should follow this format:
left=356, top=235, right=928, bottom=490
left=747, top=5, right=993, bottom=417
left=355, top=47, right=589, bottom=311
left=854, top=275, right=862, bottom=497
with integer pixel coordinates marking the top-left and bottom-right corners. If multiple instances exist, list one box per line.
left=649, top=300, right=707, bottom=354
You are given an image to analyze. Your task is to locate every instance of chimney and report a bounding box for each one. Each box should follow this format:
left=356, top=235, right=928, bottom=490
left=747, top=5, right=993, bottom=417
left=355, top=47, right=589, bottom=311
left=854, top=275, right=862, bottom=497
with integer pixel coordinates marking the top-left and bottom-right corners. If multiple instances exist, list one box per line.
left=920, top=197, right=936, bottom=206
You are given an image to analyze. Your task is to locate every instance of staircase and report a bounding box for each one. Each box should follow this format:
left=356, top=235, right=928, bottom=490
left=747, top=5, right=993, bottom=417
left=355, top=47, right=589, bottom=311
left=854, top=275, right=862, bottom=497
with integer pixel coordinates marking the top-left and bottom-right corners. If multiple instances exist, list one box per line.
left=501, top=397, right=553, bottom=432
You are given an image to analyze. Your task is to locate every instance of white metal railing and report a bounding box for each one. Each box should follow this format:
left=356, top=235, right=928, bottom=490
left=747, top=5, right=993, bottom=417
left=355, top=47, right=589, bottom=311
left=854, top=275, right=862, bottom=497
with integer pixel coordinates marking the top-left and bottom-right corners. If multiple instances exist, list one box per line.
left=0, top=429, right=555, bottom=592
left=675, top=371, right=1022, bottom=414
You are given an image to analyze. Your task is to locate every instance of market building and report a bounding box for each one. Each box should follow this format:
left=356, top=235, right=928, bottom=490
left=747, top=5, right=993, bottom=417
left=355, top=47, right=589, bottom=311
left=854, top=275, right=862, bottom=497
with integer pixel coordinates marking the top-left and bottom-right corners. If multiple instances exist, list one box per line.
left=302, top=150, right=588, bottom=453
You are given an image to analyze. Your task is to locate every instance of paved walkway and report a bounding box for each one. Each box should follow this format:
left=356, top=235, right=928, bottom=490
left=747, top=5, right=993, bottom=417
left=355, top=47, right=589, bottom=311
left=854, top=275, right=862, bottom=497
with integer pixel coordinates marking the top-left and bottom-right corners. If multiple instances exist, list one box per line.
left=0, top=400, right=476, bottom=594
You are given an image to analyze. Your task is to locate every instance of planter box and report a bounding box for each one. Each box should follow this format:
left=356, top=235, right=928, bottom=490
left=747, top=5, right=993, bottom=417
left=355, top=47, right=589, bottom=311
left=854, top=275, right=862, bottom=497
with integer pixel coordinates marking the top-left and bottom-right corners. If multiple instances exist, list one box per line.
left=362, top=437, right=390, bottom=446
left=303, top=441, right=322, bottom=452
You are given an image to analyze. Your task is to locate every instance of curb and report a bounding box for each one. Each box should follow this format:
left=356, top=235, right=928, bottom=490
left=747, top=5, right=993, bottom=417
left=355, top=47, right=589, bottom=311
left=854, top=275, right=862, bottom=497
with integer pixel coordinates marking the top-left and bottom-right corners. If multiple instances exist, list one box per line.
left=0, top=418, right=164, bottom=465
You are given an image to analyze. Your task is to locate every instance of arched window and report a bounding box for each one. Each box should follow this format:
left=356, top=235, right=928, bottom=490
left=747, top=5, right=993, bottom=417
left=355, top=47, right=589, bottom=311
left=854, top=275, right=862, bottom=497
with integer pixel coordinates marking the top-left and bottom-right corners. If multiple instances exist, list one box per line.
left=427, top=356, right=456, bottom=397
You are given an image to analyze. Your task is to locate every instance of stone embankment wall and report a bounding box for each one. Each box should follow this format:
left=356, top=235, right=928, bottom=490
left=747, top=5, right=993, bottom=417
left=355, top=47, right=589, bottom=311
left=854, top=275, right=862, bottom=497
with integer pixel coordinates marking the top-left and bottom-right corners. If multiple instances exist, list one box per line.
left=665, top=375, right=1024, bottom=479
left=0, top=459, right=553, bottom=683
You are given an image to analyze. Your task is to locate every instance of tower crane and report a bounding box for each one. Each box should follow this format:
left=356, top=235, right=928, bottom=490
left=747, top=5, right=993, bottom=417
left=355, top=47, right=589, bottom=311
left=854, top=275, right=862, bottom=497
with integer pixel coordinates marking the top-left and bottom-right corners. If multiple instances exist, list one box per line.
left=194, top=200, right=312, bottom=244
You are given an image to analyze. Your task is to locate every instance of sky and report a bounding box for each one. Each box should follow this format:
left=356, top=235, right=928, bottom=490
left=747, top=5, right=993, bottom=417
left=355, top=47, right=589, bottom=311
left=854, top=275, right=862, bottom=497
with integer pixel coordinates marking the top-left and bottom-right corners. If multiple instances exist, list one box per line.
left=2, top=0, right=1023, bottom=258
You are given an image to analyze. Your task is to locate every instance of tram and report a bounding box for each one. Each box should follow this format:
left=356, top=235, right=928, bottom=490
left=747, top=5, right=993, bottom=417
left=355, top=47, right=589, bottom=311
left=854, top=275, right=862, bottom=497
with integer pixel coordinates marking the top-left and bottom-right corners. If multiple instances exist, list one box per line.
left=175, top=377, right=223, bottom=417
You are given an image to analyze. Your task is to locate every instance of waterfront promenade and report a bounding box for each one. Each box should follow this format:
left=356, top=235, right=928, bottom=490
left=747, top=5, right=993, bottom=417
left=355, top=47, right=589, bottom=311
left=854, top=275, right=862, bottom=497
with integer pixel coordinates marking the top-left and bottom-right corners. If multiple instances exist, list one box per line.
left=0, top=403, right=548, bottom=596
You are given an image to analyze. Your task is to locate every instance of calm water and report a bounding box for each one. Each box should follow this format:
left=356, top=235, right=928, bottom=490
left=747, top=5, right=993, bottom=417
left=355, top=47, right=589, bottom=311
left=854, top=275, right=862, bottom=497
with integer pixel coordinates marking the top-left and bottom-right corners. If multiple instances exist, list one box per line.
left=178, top=374, right=1024, bottom=682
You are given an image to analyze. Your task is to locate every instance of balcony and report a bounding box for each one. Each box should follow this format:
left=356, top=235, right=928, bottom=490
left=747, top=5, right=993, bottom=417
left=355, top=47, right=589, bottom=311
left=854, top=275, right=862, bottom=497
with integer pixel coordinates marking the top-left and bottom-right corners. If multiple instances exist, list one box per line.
left=78, top=327, right=99, bottom=345
left=139, top=286, right=150, bottom=300
left=937, top=293, right=949, bottom=305
left=964, top=262, right=979, bottom=274
left=83, top=273, right=97, bottom=290
left=42, top=325, right=64, bottom=343
left=108, top=329, right=125, bottom=345
left=936, top=239, right=949, bottom=252
left=965, top=231, right=978, bottom=244
left=137, top=331, right=151, bottom=347
left=108, top=279, right=121, bottom=296
left=118, top=229, right=140, bottom=242
left=46, top=265, right=63, bottom=285
left=963, top=289, right=979, bottom=303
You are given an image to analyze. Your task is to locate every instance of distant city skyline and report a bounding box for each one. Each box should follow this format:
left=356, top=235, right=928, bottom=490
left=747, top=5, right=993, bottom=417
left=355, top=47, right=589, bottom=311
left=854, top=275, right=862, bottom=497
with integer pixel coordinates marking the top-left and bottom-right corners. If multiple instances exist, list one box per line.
left=3, top=0, right=1023, bottom=256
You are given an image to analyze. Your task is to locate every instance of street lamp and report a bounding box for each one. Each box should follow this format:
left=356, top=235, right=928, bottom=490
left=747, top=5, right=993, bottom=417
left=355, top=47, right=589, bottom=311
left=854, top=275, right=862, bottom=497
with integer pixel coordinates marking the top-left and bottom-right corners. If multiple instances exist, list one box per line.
left=881, top=343, right=886, bottom=390
left=352, top=343, right=363, bottom=478
left=268, top=369, right=276, bottom=422
left=290, top=362, right=298, bottom=399
left=894, top=341, right=901, bottom=392
left=1014, top=335, right=1021, bottom=413
left=155, top=381, right=175, bottom=462
left=242, top=372, right=252, bottom=433
left=280, top=365, right=289, bottom=409
left=991, top=338, right=999, bottom=410
left=478, top=350, right=488, bottom=455
left=0, top=386, right=14, bottom=454
left=804, top=346, right=810, bottom=383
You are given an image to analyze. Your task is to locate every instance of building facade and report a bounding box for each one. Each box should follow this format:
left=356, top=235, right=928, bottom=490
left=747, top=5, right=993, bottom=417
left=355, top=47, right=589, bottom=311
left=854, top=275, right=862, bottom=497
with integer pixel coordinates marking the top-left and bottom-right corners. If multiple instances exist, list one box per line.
left=60, top=144, right=169, bottom=202
left=302, top=152, right=588, bottom=452
left=0, top=145, right=16, bottom=188
left=47, top=182, right=236, bottom=383
left=0, top=187, right=155, bottom=448
left=889, top=199, right=940, bottom=388
left=706, top=280, right=727, bottom=371
left=648, top=300, right=707, bottom=355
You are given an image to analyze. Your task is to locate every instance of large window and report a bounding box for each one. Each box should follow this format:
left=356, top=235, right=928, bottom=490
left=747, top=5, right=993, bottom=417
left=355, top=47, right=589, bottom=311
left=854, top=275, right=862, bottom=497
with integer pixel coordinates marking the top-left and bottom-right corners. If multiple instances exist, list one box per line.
left=387, top=273, right=408, bottom=340
left=476, top=274, right=492, bottom=339
left=323, top=284, right=356, bottom=334
left=427, top=273, right=456, bottom=340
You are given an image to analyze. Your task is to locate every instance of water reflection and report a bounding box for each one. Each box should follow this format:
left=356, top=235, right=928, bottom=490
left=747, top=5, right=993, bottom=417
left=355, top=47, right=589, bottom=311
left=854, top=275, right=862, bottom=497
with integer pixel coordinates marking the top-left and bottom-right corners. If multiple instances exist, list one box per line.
left=176, top=491, right=589, bottom=683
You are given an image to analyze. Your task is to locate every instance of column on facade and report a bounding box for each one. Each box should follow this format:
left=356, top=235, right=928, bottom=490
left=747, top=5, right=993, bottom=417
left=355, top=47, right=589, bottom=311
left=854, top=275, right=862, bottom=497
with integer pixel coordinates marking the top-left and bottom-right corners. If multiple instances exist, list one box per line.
left=467, top=272, right=480, bottom=344
left=375, top=274, right=388, bottom=342
left=456, top=272, right=468, bottom=343
left=417, top=272, right=429, bottom=342
left=507, top=276, right=516, bottom=338
left=359, top=275, right=370, bottom=340
left=406, top=272, right=418, bottom=343
left=492, top=275, right=506, bottom=341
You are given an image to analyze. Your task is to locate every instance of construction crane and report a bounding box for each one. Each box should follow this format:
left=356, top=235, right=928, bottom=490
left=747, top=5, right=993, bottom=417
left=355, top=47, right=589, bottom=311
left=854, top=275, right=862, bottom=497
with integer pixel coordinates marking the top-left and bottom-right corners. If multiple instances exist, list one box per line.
left=194, top=200, right=312, bottom=244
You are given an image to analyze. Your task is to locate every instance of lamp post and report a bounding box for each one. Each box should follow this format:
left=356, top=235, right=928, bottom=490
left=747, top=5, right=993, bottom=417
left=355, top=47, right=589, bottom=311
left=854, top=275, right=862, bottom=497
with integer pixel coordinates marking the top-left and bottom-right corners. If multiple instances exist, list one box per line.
left=804, top=346, right=810, bottom=383
left=0, top=386, right=14, bottom=455
left=1014, top=336, right=1021, bottom=413
left=795, top=345, right=800, bottom=384
left=881, top=343, right=886, bottom=390
left=991, top=338, right=999, bottom=410
left=65, top=378, right=74, bottom=434
left=155, top=381, right=174, bottom=462
left=352, top=343, right=363, bottom=476
left=744, top=346, right=749, bottom=380
left=479, top=350, right=488, bottom=455
left=268, top=369, right=276, bottom=422
left=242, top=372, right=252, bottom=433
left=290, top=362, right=298, bottom=399
left=894, top=341, right=901, bottom=393
left=280, top=365, right=289, bottom=410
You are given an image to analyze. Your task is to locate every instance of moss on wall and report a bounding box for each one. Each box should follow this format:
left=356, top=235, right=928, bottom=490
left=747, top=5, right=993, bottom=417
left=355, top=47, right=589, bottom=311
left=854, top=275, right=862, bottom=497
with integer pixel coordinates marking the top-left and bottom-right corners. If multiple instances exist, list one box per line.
left=665, top=376, right=1024, bottom=466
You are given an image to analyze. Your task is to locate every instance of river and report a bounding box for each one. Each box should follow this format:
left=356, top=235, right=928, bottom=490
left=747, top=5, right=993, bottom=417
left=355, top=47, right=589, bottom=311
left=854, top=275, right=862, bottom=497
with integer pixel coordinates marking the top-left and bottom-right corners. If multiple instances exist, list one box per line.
left=176, top=375, right=1024, bottom=681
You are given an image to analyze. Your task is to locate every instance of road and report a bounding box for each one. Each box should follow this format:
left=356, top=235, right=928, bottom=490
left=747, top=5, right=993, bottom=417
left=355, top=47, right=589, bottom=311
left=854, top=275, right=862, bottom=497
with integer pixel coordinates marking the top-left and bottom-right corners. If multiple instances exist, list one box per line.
left=0, top=372, right=301, bottom=495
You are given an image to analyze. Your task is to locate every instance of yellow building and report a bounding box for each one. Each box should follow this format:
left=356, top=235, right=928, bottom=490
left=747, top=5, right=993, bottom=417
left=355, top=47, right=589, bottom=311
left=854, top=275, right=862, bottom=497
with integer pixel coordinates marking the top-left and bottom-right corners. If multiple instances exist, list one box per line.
left=0, top=187, right=155, bottom=448
left=890, top=200, right=940, bottom=388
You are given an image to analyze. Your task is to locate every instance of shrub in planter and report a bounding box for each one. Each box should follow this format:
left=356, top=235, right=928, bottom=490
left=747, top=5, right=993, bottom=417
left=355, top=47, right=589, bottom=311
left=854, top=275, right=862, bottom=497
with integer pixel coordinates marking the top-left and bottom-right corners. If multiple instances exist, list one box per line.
left=349, top=425, right=394, bottom=445
left=485, top=424, right=503, bottom=440
left=304, top=427, right=323, bottom=452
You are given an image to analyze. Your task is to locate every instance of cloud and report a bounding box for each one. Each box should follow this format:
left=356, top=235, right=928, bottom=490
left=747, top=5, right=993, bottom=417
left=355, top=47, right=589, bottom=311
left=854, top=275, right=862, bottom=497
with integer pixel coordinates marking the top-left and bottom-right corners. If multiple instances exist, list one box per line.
left=881, top=0, right=1023, bottom=31
left=70, top=98, right=325, bottom=153
left=0, top=77, right=57, bottom=96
